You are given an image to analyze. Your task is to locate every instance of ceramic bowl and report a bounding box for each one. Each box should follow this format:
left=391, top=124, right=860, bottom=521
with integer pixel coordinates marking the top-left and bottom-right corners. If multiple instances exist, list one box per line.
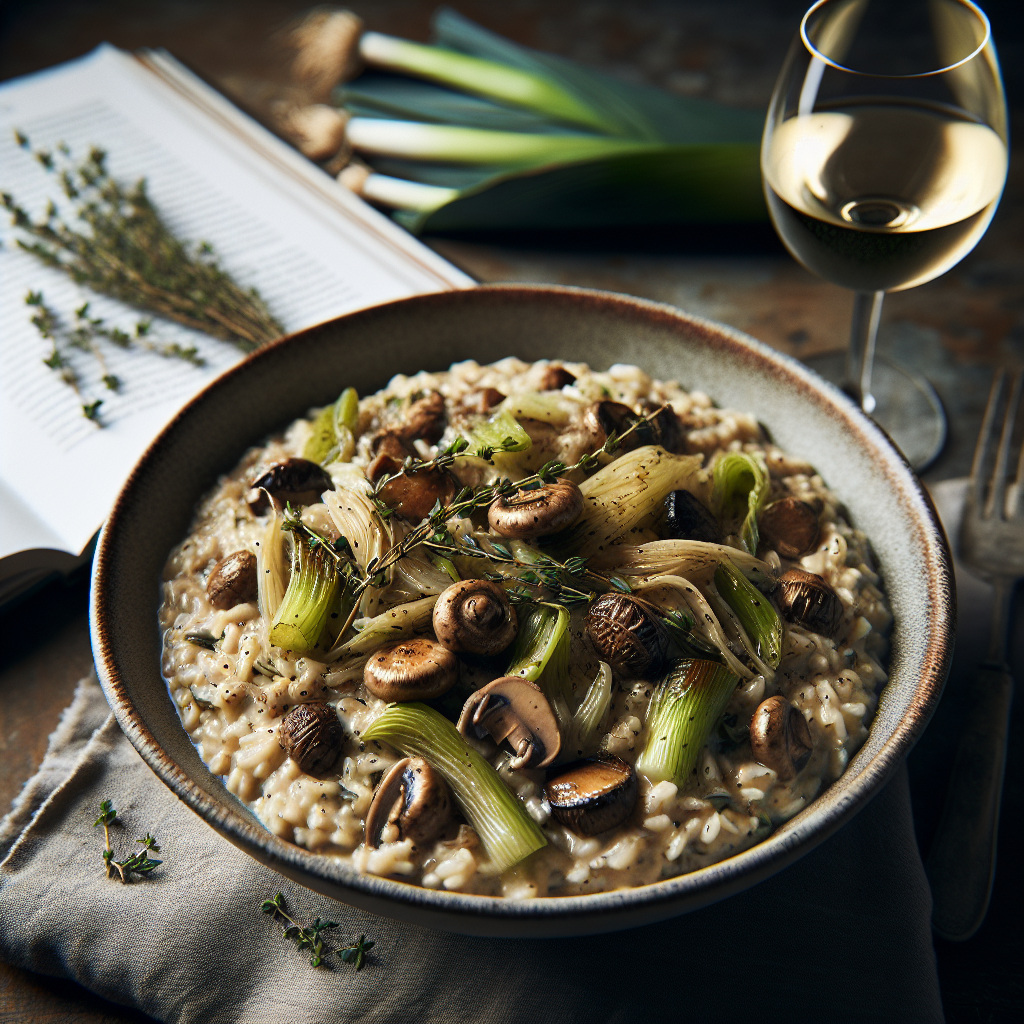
left=90, top=284, right=954, bottom=937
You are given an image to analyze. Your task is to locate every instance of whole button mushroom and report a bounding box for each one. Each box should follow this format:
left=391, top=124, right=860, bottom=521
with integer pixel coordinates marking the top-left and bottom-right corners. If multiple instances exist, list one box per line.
left=749, top=695, right=813, bottom=781
left=487, top=479, right=584, bottom=539
left=206, top=550, right=258, bottom=609
left=759, top=497, right=820, bottom=559
left=279, top=702, right=344, bottom=777
left=433, top=579, right=518, bottom=656
left=364, top=756, right=452, bottom=848
left=664, top=489, right=720, bottom=543
left=363, top=638, right=459, bottom=702
left=585, top=593, right=669, bottom=679
left=247, top=458, right=335, bottom=514
left=545, top=753, right=638, bottom=836
left=774, top=568, right=844, bottom=638
left=458, top=677, right=561, bottom=770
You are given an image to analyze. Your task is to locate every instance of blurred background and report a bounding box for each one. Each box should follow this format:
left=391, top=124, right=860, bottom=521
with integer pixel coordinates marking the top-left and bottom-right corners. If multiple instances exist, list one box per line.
left=1, top=3, right=1021, bottom=1022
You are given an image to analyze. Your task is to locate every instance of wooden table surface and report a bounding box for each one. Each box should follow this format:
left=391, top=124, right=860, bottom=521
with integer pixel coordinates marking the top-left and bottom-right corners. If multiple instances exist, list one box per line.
left=1, top=2, right=1021, bottom=1021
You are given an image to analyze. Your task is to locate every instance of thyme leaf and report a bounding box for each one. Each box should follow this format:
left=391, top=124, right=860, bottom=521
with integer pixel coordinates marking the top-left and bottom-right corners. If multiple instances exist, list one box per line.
left=260, top=893, right=373, bottom=969
left=93, top=800, right=163, bottom=882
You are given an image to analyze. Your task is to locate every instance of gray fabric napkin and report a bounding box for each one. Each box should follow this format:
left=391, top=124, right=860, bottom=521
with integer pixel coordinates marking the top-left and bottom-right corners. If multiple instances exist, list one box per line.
left=4, top=488, right=980, bottom=1024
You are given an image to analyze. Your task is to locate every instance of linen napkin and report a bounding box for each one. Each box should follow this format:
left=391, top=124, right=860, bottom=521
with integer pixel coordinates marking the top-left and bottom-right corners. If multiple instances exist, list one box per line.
left=3, top=490, right=981, bottom=1024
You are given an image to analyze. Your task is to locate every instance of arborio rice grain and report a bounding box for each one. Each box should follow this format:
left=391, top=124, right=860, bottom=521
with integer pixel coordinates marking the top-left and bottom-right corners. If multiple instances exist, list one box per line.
left=159, top=358, right=890, bottom=898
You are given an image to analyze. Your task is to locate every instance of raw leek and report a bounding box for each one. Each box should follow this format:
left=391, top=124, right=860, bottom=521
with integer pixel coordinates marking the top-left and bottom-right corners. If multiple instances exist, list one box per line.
left=362, top=702, right=546, bottom=872
left=303, top=385, right=359, bottom=464
left=712, top=451, right=769, bottom=554
left=269, top=537, right=342, bottom=654
left=636, top=659, right=740, bottom=786
left=359, top=31, right=617, bottom=135
left=714, top=560, right=782, bottom=670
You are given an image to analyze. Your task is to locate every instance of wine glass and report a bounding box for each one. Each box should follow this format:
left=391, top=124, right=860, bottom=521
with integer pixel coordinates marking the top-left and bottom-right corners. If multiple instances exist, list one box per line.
left=762, top=0, right=1008, bottom=469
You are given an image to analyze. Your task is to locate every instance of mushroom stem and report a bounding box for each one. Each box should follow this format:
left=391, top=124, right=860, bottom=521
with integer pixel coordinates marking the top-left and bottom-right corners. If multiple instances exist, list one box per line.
left=362, top=703, right=546, bottom=873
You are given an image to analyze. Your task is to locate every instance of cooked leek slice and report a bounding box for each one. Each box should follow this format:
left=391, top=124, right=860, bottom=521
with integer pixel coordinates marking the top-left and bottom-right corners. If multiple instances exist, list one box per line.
left=464, top=406, right=531, bottom=458
left=562, top=660, right=612, bottom=760
left=303, top=386, right=359, bottom=465
left=326, top=595, right=438, bottom=661
left=553, top=446, right=702, bottom=558
left=362, top=702, right=547, bottom=872
left=714, top=560, right=782, bottom=670
left=712, top=451, right=769, bottom=554
left=636, top=659, right=740, bottom=785
left=506, top=602, right=569, bottom=683
left=591, top=539, right=774, bottom=590
left=269, top=538, right=342, bottom=654
left=323, top=486, right=393, bottom=617
left=256, top=509, right=288, bottom=623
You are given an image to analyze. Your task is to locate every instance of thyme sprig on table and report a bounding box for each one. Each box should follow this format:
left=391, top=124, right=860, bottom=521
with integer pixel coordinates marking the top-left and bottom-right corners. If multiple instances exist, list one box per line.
left=260, top=892, right=374, bottom=969
left=3, top=137, right=283, bottom=349
left=93, top=800, right=163, bottom=882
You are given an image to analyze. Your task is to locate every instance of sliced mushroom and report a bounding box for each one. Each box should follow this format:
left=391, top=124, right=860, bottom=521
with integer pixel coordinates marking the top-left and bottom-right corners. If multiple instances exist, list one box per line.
left=458, top=677, right=560, bottom=770
left=663, top=489, right=720, bottom=543
left=364, top=756, right=452, bottom=848
left=538, top=365, right=576, bottom=391
left=279, top=702, right=344, bottom=776
left=367, top=430, right=414, bottom=480
left=774, top=568, right=844, bottom=638
left=206, top=550, right=258, bottom=609
left=585, top=594, right=669, bottom=679
left=759, top=497, right=820, bottom=559
left=749, top=695, right=813, bottom=781
left=487, top=478, right=584, bottom=539
left=464, top=387, right=506, bottom=415
left=399, top=390, right=446, bottom=444
left=545, top=753, right=638, bottom=836
left=363, top=638, right=459, bottom=701
left=585, top=400, right=684, bottom=454
left=365, top=435, right=457, bottom=521
left=247, top=458, right=334, bottom=514
left=433, top=579, right=518, bottom=655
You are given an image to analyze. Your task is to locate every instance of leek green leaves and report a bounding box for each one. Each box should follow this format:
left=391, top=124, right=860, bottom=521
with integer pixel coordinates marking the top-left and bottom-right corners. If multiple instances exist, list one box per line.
left=712, top=451, right=769, bottom=554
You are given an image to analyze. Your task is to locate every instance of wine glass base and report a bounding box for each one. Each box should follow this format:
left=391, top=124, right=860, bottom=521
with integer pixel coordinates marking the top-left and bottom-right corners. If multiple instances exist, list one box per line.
left=802, top=351, right=947, bottom=472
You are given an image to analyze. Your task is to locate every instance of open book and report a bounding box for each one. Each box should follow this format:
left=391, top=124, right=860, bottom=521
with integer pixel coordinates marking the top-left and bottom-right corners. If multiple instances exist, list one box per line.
left=0, top=45, right=473, bottom=607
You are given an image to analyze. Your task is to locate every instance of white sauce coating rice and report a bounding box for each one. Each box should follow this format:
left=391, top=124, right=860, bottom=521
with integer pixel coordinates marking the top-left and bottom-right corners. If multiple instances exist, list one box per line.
left=159, top=358, right=891, bottom=897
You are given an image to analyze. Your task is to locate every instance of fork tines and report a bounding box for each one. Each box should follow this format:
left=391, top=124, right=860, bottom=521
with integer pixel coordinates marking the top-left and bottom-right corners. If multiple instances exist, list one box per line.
left=970, top=369, right=1023, bottom=521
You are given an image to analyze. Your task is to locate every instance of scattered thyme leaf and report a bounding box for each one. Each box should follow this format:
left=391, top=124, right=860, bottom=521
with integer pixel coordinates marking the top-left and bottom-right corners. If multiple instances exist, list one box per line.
left=261, top=893, right=369, bottom=969
left=94, top=800, right=162, bottom=882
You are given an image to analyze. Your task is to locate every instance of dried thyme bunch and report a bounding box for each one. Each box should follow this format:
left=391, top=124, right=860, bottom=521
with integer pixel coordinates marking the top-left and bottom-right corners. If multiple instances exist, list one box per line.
left=3, top=135, right=283, bottom=351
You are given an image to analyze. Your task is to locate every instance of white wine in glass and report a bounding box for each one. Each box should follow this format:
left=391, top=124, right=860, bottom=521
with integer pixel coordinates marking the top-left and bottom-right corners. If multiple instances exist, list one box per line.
left=762, top=0, right=1008, bottom=469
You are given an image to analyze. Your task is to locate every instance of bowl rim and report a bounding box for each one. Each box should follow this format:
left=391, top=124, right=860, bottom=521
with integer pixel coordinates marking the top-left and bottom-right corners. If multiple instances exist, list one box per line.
left=90, top=283, right=954, bottom=934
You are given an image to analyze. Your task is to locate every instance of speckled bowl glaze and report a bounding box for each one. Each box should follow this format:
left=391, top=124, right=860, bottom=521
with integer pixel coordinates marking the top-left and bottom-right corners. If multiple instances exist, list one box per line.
left=90, top=284, right=954, bottom=937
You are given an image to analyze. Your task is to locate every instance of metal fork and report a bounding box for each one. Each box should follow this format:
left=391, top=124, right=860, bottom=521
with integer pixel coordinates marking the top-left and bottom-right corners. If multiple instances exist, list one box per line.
left=926, top=369, right=1022, bottom=942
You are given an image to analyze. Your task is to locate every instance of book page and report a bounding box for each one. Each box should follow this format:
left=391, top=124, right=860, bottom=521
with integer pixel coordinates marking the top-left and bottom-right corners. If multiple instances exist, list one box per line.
left=0, top=45, right=473, bottom=557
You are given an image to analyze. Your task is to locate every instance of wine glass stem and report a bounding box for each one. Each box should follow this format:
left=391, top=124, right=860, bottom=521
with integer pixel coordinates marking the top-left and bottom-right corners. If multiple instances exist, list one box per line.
left=846, top=290, right=884, bottom=415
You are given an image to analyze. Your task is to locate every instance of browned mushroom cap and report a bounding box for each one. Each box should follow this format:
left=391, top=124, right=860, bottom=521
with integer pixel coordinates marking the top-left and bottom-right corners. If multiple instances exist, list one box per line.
left=759, top=497, right=820, bottom=559
left=458, top=677, right=561, bottom=770
left=363, top=638, right=459, bottom=701
left=538, top=365, right=576, bottom=391
left=364, top=756, right=452, bottom=848
left=585, top=400, right=684, bottom=454
left=487, top=479, right=584, bottom=539
left=432, top=579, right=518, bottom=655
left=398, top=390, right=447, bottom=444
left=585, top=594, right=669, bottom=679
left=367, top=430, right=415, bottom=479
left=545, top=753, right=638, bottom=836
left=774, top=568, right=844, bottom=638
left=664, top=489, right=720, bottom=543
left=279, top=702, right=344, bottom=776
left=468, top=387, right=506, bottom=414
left=247, top=458, right=334, bottom=514
left=749, top=695, right=813, bottom=781
left=206, top=550, right=258, bottom=609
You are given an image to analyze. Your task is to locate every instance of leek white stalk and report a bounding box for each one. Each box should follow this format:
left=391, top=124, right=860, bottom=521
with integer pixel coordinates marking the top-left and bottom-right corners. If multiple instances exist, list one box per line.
left=359, top=31, right=617, bottom=135
left=636, top=575, right=752, bottom=680
left=362, top=702, right=547, bottom=872
left=591, top=539, right=774, bottom=590
left=554, top=446, right=703, bottom=558
left=303, top=385, right=358, bottom=464
left=345, top=117, right=655, bottom=166
left=636, top=659, right=740, bottom=786
left=562, top=660, right=613, bottom=760
left=324, top=486, right=393, bottom=616
left=256, top=509, right=288, bottom=624
left=339, top=164, right=460, bottom=212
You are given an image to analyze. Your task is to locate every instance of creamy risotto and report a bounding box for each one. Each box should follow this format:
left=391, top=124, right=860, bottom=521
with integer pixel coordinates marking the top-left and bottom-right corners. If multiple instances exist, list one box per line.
left=159, top=358, right=890, bottom=898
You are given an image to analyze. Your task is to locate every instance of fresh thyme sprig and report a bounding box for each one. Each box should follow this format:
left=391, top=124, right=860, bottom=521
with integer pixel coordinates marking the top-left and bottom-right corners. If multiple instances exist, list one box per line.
left=260, top=892, right=374, bottom=969
left=3, top=135, right=282, bottom=349
left=93, top=800, right=163, bottom=882
left=25, top=290, right=205, bottom=422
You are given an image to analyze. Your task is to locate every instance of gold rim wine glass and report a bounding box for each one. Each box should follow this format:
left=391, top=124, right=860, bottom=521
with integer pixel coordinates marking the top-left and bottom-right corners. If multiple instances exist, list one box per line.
left=762, top=0, right=1008, bottom=469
